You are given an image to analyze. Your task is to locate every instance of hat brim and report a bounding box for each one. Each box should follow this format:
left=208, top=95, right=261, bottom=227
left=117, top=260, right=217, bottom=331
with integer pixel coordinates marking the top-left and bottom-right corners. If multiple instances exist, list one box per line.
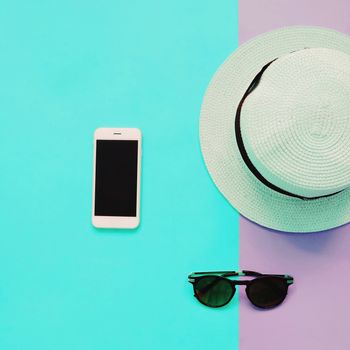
left=200, top=26, right=350, bottom=233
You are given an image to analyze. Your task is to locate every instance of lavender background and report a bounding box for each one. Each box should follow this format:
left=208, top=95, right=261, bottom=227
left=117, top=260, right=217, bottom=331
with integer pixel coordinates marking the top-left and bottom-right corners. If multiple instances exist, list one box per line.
left=239, top=1, right=350, bottom=349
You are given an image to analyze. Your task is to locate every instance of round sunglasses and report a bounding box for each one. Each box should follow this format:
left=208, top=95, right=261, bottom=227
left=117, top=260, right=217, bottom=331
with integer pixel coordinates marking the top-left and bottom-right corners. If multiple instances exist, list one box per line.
left=188, top=270, right=294, bottom=309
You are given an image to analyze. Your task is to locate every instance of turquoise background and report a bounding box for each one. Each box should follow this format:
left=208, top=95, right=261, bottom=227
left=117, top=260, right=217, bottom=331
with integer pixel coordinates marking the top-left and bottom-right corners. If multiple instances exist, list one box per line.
left=0, top=1, right=239, bottom=349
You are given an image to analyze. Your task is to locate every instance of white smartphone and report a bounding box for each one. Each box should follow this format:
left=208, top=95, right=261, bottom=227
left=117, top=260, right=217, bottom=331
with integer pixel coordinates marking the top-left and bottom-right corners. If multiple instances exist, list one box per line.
left=92, top=128, right=142, bottom=229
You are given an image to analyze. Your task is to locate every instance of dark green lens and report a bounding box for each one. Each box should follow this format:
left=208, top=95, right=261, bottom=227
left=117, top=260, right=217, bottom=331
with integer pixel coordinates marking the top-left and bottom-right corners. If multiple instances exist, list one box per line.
left=246, top=277, right=287, bottom=308
left=194, top=276, right=234, bottom=307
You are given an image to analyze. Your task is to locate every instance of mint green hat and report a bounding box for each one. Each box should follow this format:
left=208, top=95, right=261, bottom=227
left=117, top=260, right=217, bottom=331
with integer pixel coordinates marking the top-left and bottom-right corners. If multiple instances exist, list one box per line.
left=200, top=26, right=350, bottom=233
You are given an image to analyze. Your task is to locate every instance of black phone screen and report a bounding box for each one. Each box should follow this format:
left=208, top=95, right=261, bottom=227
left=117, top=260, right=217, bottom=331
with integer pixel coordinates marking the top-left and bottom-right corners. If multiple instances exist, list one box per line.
left=94, top=140, right=138, bottom=217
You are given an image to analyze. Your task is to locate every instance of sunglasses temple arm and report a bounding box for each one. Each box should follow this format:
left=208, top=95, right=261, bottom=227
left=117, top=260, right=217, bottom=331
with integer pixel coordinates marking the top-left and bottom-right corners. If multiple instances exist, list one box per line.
left=242, top=270, right=293, bottom=280
left=264, top=273, right=294, bottom=283
left=241, top=270, right=263, bottom=277
left=188, top=271, right=240, bottom=278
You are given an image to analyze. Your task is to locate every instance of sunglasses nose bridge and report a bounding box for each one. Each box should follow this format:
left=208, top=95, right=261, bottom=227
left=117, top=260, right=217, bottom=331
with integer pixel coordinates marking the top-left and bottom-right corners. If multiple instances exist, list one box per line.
left=233, top=280, right=249, bottom=286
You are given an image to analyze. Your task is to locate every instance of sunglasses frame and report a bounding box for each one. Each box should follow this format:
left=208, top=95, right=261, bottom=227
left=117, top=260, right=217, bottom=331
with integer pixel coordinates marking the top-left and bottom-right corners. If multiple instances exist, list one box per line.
left=188, top=270, right=294, bottom=309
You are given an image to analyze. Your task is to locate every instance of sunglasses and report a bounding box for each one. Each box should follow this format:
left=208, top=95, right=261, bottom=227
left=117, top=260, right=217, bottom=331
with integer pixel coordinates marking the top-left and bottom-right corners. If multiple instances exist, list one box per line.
left=188, top=270, right=294, bottom=309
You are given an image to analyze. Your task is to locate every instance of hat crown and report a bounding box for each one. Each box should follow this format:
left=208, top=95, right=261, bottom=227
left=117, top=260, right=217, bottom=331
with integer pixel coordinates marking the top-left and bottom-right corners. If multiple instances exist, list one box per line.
left=241, top=48, right=350, bottom=198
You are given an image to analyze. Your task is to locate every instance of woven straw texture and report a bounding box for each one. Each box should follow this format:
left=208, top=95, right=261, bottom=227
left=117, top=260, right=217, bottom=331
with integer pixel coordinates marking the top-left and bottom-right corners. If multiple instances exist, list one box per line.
left=200, top=26, right=350, bottom=232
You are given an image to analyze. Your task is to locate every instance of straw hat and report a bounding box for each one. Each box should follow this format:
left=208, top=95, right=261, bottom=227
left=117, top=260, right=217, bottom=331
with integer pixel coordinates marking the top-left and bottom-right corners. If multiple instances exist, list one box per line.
left=200, top=26, right=350, bottom=232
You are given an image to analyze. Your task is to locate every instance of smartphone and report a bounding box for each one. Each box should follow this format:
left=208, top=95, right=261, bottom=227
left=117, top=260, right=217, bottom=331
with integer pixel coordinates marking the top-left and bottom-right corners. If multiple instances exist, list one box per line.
left=92, top=128, right=142, bottom=229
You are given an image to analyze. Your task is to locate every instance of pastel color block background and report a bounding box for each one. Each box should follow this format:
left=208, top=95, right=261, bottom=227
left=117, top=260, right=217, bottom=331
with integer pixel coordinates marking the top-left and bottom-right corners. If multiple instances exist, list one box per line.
left=239, top=1, right=350, bottom=349
left=2, top=1, right=350, bottom=349
left=0, top=1, right=239, bottom=349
